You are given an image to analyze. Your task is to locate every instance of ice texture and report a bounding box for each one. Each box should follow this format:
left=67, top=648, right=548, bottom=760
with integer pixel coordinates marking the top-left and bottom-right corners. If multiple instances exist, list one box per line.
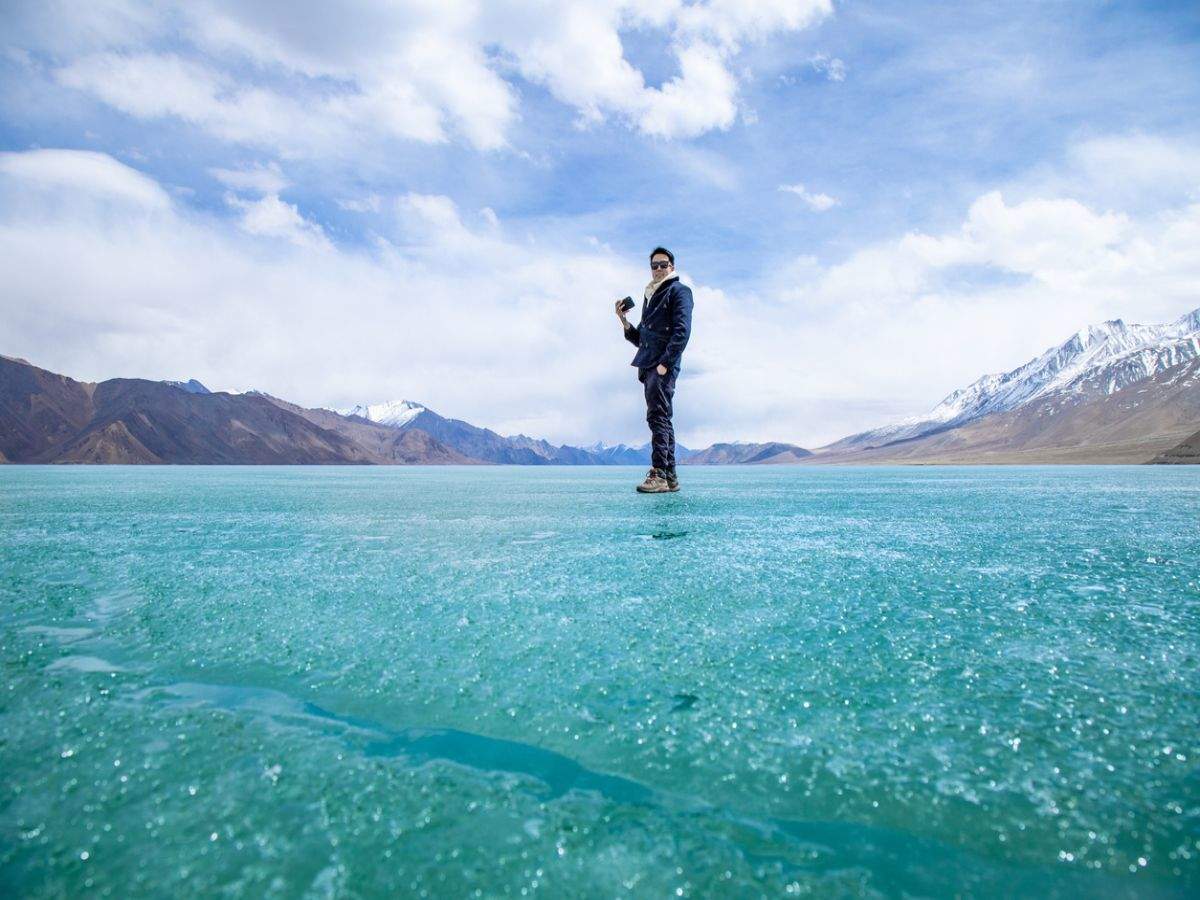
left=1, top=465, right=1198, bottom=896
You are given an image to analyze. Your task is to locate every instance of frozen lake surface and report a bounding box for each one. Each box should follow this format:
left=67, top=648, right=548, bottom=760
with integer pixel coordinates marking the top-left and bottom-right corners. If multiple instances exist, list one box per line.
left=1, top=465, right=1197, bottom=897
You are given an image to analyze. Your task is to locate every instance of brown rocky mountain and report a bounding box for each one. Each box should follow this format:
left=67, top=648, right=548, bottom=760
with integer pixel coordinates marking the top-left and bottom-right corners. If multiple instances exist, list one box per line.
left=51, top=378, right=381, bottom=464
left=9, top=346, right=1195, bottom=467
left=806, top=356, right=1200, bottom=465
left=0, top=354, right=96, bottom=460
left=686, top=441, right=814, bottom=465
left=260, top=395, right=478, bottom=464
left=1151, top=428, right=1200, bottom=464
left=337, top=401, right=652, bottom=464
left=0, top=356, right=472, bottom=465
left=825, top=307, right=1200, bottom=454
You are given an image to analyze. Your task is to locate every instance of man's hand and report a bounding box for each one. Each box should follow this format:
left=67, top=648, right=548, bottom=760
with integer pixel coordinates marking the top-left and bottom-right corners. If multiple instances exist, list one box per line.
left=656, top=363, right=667, bottom=376
left=614, top=299, right=628, bottom=322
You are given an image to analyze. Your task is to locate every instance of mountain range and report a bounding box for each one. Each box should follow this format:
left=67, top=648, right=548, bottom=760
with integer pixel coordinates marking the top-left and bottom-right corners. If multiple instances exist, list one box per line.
left=0, top=355, right=805, bottom=465
left=811, top=305, right=1200, bottom=464
left=3, top=304, right=1198, bottom=465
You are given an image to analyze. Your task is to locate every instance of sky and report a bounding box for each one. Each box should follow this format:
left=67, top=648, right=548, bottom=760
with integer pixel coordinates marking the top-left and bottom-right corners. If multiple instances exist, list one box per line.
left=1, top=0, right=1198, bottom=449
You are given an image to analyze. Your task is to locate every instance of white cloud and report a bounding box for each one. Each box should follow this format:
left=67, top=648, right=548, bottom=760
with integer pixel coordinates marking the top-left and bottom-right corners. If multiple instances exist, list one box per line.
left=901, top=191, right=1130, bottom=284
left=809, top=53, right=846, bottom=82
left=779, top=182, right=839, bottom=211
left=1, top=0, right=160, bottom=56
left=662, top=144, right=741, bottom=190
left=338, top=194, right=383, bottom=214
left=210, top=161, right=288, bottom=195
left=1013, top=133, right=1200, bottom=213
left=489, top=3, right=647, bottom=129
left=16, top=0, right=834, bottom=153
left=0, top=148, right=170, bottom=209
left=55, top=51, right=447, bottom=155
left=226, top=193, right=332, bottom=251
left=716, top=187, right=1200, bottom=444
left=0, top=149, right=650, bottom=445
left=3, top=144, right=1197, bottom=449
left=676, top=0, right=832, bottom=47
left=1069, top=134, right=1200, bottom=193
left=56, top=53, right=224, bottom=122
left=637, top=42, right=739, bottom=138
left=491, top=1, right=832, bottom=140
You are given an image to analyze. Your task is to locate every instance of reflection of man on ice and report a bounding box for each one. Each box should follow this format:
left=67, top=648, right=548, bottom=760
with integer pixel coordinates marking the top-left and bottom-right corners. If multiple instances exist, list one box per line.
left=614, top=246, right=694, bottom=494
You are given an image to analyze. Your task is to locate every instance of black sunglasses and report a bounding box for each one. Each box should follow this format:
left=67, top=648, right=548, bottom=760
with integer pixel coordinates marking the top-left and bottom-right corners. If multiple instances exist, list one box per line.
left=650, top=261, right=672, bottom=270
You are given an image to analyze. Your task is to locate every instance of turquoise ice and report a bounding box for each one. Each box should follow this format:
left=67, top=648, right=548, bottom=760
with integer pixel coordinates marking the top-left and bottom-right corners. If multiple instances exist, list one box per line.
left=1, top=466, right=1197, bottom=896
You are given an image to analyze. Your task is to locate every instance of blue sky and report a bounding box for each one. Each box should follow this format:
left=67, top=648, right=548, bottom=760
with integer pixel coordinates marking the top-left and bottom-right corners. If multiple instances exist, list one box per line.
left=2, top=1, right=1199, bottom=447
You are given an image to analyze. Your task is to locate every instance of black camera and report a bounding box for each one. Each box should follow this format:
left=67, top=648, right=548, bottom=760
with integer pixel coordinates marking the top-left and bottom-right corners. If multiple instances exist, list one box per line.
left=618, top=296, right=635, bottom=313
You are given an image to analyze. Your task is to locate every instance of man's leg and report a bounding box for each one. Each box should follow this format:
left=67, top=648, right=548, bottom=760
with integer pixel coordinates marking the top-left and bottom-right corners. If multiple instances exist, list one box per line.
left=644, top=366, right=677, bottom=474
left=634, top=367, right=668, bottom=492
left=666, top=391, right=676, bottom=471
left=660, top=367, right=679, bottom=489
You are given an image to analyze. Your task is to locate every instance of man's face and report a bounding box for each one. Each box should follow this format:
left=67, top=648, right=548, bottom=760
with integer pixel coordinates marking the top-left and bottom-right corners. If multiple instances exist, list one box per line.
left=650, top=254, right=674, bottom=283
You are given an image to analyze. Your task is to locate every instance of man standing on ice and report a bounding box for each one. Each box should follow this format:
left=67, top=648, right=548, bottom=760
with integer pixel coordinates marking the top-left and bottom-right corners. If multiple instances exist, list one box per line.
left=615, top=246, right=694, bottom=493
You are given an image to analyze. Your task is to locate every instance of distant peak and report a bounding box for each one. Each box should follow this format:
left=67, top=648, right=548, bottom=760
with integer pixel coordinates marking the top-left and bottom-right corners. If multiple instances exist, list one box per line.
left=836, top=301, right=1200, bottom=451
left=164, top=378, right=211, bottom=395
left=1079, top=319, right=1124, bottom=339
left=1175, top=305, right=1200, bottom=331
left=336, top=398, right=428, bottom=428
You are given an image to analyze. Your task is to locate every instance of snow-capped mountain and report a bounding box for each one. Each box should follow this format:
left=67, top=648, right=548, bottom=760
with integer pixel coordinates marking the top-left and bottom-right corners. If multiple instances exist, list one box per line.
left=336, top=399, right=426, bottom=428
left=333, top=400, right=590, bottom=464
left=327, top=408, right=703, bottom=466
left=162, top=378, right=210, bottom=394
left=584, top=440, right=642, bottom=455
left=583, top=441, right=649, bottom=465
left=585, top=440, right=699, bottom=464
left=827, top=305, right=1200, bottom=451
left=212, top=387, right=271, bottom=398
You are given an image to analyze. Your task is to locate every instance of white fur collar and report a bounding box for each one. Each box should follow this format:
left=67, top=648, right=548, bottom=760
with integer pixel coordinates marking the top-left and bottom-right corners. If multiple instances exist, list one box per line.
left=644, top=271, right=678, bottom=301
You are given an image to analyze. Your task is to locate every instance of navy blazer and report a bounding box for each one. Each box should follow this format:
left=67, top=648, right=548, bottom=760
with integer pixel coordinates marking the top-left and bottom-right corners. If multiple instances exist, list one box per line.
left=623, top=277, right=693, bottom=370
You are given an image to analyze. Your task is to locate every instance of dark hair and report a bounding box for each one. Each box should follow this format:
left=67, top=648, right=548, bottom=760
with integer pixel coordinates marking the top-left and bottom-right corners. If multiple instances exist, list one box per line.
left=649, top=246, right=674, bottom=265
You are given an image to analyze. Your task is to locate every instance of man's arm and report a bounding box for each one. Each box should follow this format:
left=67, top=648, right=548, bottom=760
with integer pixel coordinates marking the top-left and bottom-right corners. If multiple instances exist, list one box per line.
left=616, top=298, right=640, bottom=345
left=656, top=284, right=693, bottom=367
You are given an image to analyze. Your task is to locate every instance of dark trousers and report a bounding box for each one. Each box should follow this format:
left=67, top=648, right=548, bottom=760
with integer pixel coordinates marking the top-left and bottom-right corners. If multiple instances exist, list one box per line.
left=639, top=365, right=677, bottom=472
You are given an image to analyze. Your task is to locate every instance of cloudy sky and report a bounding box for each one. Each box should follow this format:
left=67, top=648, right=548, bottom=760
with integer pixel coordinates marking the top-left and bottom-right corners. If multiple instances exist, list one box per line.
left=2, top=1, right=1198, bottom=448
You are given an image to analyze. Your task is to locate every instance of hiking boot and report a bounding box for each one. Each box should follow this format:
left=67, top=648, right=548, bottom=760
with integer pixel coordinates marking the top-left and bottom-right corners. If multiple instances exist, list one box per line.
left=635, top=467, right=670, bottom=493
left=663, top=469, right=680, bottom=492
